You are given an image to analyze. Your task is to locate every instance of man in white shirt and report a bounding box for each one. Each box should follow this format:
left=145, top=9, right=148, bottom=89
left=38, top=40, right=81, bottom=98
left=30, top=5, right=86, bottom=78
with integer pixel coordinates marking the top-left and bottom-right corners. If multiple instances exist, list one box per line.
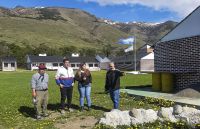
left=55, top=58, right=74, bottom=114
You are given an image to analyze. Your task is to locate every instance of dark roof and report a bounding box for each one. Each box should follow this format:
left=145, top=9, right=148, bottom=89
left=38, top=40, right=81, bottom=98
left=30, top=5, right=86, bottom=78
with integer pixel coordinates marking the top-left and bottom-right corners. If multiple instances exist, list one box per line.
left=28, top=55, right=63, bottom=62
left=67, top=56, right=98, bottom=63
left=0, top=57, right=16, bottom=62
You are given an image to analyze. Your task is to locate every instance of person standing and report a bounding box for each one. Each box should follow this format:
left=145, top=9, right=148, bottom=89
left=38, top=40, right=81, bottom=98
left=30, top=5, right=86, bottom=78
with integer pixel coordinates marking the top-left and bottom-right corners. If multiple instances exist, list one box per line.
left=55, top=58, right=74, bottom=114
left=75, top=63, right=92, bottom=111
left=31, top=64, right=49, bottom=119
left=105, top=62, right=125, bottom=109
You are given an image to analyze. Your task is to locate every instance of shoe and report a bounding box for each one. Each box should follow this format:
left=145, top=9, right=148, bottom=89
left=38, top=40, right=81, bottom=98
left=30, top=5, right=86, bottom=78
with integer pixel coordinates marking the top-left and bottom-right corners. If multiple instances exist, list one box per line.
left=80, top=106, right=84, bottom=112
left=42, top=113, right=49, bottom=117
left=87, top=106, right=91, bottom=111
left=36, top=115, right=42, bottom=120
left=61, top=109, right=65, bottom=114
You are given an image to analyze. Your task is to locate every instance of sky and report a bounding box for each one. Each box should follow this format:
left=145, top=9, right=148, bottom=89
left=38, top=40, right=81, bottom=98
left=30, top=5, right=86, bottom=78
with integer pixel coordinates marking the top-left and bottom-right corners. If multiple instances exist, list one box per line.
left=0, top=0, right=199, bottom=23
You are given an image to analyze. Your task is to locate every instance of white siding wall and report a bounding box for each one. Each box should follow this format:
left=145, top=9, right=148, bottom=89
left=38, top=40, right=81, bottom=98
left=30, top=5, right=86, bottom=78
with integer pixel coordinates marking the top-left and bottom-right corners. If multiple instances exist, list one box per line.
left=161, top=7, right=200, bottom=42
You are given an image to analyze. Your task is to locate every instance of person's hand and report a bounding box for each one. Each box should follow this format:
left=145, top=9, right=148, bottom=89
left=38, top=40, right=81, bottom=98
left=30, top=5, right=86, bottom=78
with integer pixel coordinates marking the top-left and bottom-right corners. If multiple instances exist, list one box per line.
left=60, top=84, right=64, bottom=88
left=83, top=76, right=86, bottom=80
left=32, top=91, right=36, bottom=97
left=72, top=83, right=74, bottom=86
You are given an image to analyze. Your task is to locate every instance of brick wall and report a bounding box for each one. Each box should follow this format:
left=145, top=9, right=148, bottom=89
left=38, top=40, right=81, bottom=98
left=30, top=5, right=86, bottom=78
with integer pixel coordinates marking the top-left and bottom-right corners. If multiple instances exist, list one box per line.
left=154, top=35, right=200, bottom=90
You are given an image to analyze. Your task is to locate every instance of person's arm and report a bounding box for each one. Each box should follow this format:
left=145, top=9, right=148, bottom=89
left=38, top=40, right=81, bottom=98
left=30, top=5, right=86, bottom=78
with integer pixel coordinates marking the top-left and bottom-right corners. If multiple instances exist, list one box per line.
left=74, top=71, right=82, bottom=81
left=105, top=72, right=109, bottom=92
left=89, top=73, right=92, bottom=83
left=55, top=69, right=63, bottom=88
left=117, top=70, right=125, bottom=76
left=31, top=75, right=36, bottom=97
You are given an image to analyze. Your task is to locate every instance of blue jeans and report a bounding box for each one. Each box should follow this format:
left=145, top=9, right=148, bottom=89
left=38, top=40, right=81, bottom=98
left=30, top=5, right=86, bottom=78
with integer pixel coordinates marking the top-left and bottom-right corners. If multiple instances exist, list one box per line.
left=78, top=83, right=91, bottom=107
left=109, top=89, right=120, bottom=109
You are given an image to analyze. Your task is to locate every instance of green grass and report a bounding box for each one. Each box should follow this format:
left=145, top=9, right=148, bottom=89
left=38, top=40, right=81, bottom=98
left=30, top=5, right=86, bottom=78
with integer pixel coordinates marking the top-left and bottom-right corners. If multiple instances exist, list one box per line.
left=0, top=71, right=153, bottom=129
left=0, top=71, right=195, bottom=129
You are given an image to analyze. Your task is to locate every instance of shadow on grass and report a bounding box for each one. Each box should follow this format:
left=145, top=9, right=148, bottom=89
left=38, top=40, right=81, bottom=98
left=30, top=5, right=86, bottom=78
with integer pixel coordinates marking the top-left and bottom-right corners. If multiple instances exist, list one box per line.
left=47, top=103, right=80, bottom=111
left=124, top=85, right=152, bottom=91
left=91, top=105, right=110, bottom=112
left=18, top=106, right=35, bottom=118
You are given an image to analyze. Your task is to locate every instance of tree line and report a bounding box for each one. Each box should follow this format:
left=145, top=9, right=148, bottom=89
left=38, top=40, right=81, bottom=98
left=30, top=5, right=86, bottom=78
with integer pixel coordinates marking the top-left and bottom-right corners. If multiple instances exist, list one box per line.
left=0, top=41, right=124, bottom=68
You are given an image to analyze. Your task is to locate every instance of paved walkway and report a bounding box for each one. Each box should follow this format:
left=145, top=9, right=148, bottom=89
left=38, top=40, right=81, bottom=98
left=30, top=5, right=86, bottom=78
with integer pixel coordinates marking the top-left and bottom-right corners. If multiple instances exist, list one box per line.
left=121, top=88, right=200, bottom=108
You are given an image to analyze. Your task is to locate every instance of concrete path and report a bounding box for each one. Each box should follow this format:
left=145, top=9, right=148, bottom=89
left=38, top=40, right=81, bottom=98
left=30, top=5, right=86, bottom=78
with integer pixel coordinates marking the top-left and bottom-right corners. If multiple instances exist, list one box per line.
left=121, top=88, right=200, bottom=107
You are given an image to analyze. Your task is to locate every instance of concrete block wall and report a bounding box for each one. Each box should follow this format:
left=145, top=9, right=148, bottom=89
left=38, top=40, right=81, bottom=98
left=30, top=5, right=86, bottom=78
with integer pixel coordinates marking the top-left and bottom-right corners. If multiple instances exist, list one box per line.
left=154, top=35, right=200, bottom=90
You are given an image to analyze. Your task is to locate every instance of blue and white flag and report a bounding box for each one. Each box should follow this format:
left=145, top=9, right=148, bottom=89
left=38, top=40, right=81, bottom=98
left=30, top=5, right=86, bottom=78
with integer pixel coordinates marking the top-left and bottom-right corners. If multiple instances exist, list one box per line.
left=118, top=36, right=134, bottom=45
left=124, top=45, right=133, bottom=52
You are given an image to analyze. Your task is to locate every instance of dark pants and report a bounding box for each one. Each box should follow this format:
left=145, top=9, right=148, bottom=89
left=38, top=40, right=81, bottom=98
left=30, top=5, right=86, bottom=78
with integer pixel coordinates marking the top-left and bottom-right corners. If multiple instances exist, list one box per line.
left=60, top=86, right=73, bottom=109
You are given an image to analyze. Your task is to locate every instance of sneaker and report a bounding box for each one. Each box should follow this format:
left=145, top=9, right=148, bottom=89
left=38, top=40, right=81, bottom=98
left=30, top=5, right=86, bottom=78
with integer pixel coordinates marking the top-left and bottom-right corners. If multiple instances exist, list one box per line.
left=80, top=106, right=84, bottom=112
left=87, top=106, right=91, bottom=111
left=36, top=115, right=42, bottom=120
left=42, top=113, right=49, bottom=117
left=61, top=109, right=65, bottom=114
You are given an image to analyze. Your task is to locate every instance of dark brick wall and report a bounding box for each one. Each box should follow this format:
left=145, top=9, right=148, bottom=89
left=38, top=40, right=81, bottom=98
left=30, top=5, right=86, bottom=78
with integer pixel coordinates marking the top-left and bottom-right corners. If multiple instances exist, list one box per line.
left=154, top=35, right=200, bottom=90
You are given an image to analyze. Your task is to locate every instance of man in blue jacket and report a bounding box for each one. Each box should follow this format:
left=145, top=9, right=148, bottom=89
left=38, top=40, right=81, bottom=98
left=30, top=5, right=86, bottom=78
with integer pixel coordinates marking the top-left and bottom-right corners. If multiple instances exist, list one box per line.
left=55, top=58, right=74, bottom=114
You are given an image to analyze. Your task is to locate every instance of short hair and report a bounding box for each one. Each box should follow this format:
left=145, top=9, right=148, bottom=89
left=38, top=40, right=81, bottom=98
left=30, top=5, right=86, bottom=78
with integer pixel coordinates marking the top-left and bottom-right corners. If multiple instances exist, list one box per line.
left=63, top=58, right=69, bottom=63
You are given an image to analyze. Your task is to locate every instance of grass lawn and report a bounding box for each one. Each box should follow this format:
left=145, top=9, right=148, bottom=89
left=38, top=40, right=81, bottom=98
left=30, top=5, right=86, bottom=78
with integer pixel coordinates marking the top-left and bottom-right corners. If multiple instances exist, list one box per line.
left=0, top=70, right=190, bottom=129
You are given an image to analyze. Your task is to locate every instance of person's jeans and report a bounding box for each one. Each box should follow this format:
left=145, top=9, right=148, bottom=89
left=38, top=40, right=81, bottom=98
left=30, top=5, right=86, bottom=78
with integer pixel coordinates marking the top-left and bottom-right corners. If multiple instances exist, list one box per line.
left=109, top=89, right=120, bottom=109
left=78, top=83, right=91, bottom=107
left=60, top=86, right=73, bottom=109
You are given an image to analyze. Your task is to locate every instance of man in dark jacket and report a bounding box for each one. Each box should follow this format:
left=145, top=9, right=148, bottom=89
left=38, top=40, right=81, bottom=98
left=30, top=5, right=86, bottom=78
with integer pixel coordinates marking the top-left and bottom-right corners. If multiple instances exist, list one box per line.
left=105, top=62, right=125, bottom=109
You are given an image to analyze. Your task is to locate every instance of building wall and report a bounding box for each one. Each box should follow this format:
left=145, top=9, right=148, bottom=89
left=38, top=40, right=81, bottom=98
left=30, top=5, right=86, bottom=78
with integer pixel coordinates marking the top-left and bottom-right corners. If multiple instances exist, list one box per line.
left=155, top=35, right=200, bottom=90
left=161, top=7, right=200, bottom=42
left=140, top=59, right=154, bottom=72
left=2, top=61, right=17, bottom=71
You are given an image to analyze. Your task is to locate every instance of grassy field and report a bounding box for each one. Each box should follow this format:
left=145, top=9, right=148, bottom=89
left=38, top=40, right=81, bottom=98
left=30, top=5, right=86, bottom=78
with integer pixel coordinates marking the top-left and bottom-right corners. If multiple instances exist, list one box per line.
left=0, top=70, right=153, bottom=129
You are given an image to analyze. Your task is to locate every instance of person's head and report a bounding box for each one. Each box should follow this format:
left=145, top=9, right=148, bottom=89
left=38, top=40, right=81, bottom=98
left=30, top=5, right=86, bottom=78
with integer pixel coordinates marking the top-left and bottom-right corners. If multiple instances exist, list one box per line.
left=109, top=62, right=115, bottom=71
left=80, top=62, right=86, bottom=70
left=38, top=64, right=47, bottom=74
left=63, top=58, right=70, bottom=68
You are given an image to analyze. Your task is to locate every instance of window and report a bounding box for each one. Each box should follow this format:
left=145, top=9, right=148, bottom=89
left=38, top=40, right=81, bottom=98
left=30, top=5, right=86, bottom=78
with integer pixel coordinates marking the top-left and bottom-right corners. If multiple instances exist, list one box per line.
left=118, top=62, right=124, bottom=64
left=4, top=63, right=8, bottom=67
left=53, top=63, right=58, bottom=67
left=11, top=63, right=15, bottom=67
left=89, top=64, right=93, bottom=67
left=59, top=63, right=63, bottom=66
left=94, top=64, right=98, bottom=67
left=125, top=62, right=132, bottom=64
left=32, top=63, right=37, bottom=66
left=71, top=64, right=75, bottom=67
left=76, top=64, right=80, bottom=67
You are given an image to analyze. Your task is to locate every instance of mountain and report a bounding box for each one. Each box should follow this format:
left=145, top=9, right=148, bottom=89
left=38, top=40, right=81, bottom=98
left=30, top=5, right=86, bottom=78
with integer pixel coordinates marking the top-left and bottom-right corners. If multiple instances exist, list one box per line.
left=0, top=6, right=177, bottom=51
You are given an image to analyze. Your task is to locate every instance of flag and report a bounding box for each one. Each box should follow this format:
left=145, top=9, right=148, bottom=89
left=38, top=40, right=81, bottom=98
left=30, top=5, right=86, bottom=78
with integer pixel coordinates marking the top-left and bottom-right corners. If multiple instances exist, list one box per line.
left=124, top=45, right=133, bottom=52
left=118, top=36, right=134, bottom=45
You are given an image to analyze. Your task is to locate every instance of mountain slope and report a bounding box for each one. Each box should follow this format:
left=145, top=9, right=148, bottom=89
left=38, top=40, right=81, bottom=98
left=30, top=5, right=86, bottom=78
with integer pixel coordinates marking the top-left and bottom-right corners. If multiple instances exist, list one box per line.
left=0, top=7, right=177, bottom=50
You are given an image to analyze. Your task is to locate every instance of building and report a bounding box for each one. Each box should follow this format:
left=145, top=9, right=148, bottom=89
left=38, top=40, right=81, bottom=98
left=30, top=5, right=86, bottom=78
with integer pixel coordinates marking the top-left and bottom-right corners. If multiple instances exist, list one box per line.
left=95, top=55, right=111, bottom=70
left=0, top=57, right=17, bottom=71
left=154, top=6, right=200, bottom=91
left=68, top=56, right=100, bottom=71
left=26, top=55, right=63, bottom=71
left=140, top=52, right=154, bottom=72
left=112, top=44, right=153, bottom=71
left=27, top=54, right=101, bottom=71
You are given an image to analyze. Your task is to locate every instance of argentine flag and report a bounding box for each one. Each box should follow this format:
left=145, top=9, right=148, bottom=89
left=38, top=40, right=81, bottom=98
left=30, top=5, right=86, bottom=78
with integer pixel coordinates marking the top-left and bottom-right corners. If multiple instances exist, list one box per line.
left=124, top=45, right=133, bottom=52
left=118, top=36, right=134, bottom=45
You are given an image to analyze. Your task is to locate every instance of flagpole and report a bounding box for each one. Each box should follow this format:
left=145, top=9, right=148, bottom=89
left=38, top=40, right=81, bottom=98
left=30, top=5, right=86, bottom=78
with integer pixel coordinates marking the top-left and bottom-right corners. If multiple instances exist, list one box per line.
left=134, top=36, right=136, bottom=71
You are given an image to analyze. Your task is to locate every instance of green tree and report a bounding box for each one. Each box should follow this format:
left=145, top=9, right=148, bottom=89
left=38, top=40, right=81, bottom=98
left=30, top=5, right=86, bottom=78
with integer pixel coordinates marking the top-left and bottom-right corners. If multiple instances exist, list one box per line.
left=102, top=44, right=112, bottom=57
